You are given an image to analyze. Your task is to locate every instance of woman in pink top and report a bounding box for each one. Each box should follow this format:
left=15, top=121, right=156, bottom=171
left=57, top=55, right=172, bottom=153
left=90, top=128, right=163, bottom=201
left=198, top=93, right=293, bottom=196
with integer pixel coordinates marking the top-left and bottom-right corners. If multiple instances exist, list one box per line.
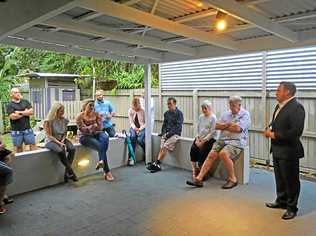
left=128, top=98, right=146, bottom=158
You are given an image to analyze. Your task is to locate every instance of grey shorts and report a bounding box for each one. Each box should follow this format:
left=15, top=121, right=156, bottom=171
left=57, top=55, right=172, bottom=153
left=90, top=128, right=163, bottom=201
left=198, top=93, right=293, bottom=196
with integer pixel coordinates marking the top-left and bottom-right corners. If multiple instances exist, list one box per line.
left=160, top=135, right=180, bottom=151
left=211, top=141, right=243, bottom=160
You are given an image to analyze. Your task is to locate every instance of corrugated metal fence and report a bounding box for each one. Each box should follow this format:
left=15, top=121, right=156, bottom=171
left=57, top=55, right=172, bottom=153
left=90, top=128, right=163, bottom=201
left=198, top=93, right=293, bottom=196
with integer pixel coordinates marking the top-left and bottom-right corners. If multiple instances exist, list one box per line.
left=103, top=89, right=316, bottom=172
left=160, top=46, right=316, bottom=91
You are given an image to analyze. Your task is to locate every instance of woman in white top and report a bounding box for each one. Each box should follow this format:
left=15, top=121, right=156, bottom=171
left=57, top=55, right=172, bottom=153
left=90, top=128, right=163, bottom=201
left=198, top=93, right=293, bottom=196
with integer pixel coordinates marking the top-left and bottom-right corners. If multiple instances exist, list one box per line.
left=190, top=100, right=217, bottom=178
left=128, top=97, right=146, bottom=159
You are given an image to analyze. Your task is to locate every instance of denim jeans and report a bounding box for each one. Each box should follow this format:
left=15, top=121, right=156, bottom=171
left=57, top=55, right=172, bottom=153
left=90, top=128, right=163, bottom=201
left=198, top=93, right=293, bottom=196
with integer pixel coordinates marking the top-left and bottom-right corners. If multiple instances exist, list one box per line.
left=129, top=128, right=145, bottom=152
left=80, top=132, right=110, bottom=173
left=45, top=139, right=76, bottom=176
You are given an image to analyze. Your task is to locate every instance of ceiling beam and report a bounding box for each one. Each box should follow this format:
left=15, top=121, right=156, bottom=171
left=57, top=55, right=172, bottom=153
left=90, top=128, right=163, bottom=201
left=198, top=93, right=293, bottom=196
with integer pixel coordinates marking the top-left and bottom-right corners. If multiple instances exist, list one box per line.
left=15, top=27, right=163, bottom=61
left=173, top=9, right=217, bottom=23
left=0, top=36, right=149, bottom=64
left=121, top=0, right=142, bottom=6
left=204, top=0, right=298, bottom=42
left=44, top=16, right=198, bottom=56
left=0, top=0, right=80, bottom=41
left=79, top=0, right=239, bottom=50
left=73, top=11, right=103, bottom=22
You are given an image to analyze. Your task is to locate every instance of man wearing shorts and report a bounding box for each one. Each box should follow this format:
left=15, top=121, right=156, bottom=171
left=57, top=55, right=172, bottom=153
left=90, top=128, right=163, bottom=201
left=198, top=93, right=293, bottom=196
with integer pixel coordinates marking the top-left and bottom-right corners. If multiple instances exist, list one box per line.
left=147, top=97, right=183, bottom=173
left=6, top=88, right=36, bottom=152
left=187, top=95, right=251, bottom=189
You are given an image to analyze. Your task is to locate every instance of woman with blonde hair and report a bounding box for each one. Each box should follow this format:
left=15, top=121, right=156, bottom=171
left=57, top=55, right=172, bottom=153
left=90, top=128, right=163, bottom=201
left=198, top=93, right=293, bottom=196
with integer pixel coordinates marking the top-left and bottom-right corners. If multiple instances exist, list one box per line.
left=44, top=103, right=78, bottom=182
left=76, top=99, right=114, bottom=181
left=128, top=97, right=146, bottom=164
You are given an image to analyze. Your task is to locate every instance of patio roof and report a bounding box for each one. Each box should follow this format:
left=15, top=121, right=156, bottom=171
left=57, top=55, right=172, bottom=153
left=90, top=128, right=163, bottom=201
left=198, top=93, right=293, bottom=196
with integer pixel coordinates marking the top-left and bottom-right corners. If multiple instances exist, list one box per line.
left=1, top=0, right=316, bottom=64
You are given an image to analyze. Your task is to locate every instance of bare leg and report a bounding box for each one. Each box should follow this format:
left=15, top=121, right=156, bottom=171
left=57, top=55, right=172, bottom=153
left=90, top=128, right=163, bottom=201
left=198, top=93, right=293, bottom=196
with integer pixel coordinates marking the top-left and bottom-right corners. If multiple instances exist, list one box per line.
left=219, top=150, right=237, bottom=183
left=157, top=147, right=168, bottom=161
left=15, top=146, right=23, bottom=153
left=30, top=144, right=37, bottom=151
left=191, top=161, right=199, bottom=177
left=196, top=151, right=218, bottom=182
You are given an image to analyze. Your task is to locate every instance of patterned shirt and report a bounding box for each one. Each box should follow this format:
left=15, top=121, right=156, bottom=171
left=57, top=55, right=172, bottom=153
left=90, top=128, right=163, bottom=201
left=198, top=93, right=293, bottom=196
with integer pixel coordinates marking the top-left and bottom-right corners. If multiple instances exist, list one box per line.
left=161, top=107, right=184, bottom=139
left=218, top=107, right=251, bottom=149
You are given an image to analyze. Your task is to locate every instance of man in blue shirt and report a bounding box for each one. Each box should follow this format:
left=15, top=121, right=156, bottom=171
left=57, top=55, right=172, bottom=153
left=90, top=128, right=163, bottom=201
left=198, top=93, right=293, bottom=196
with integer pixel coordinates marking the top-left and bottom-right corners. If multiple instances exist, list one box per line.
left=94, top=90, right=116, bottom=137
left=187, top=95, right=251, bottom=189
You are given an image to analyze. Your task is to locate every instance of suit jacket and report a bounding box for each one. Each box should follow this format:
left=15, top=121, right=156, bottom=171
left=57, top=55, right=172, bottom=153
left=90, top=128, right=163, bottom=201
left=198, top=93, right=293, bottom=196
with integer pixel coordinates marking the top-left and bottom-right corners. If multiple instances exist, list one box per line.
left=270, top=98, right=305, bottom=160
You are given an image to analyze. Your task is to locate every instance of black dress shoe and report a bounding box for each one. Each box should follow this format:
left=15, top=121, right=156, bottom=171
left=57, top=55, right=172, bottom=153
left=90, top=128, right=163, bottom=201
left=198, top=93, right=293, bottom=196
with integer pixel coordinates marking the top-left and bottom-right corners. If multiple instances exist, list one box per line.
left=265, top=202, right=287, bottom=209
left=282, top=210, right=297, bottom=220
left=186, top=179, right=203, bottom=188
left=222, top=180, right=238, bottom=189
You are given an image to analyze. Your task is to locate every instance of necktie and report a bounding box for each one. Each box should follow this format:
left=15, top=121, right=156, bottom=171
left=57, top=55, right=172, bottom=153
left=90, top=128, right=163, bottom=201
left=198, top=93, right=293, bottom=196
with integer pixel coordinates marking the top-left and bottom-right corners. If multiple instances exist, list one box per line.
left=273, top=104, right=280, bottom=121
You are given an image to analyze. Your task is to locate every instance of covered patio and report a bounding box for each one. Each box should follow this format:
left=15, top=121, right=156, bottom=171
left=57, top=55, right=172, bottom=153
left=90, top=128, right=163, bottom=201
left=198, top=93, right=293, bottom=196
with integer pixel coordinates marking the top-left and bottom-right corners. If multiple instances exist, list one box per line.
left=1, top=165, right=316, bottom=236
left=1, top=0, right=316, bottom=235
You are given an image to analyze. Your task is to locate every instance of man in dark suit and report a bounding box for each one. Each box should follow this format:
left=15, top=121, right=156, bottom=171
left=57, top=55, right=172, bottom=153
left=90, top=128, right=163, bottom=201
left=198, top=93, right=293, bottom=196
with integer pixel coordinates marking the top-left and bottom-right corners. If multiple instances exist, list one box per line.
left=264, top=81, right=305, bottom=220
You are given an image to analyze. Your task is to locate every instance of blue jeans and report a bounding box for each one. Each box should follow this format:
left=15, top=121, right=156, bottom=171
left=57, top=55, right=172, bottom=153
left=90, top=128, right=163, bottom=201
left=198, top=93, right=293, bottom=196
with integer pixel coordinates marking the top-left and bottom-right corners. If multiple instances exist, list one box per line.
left=129, top=128, right=145, bottom=153
left=11, top=128, right=36, bottom=146
left=0, top=161, right=13, bottom=186
left=79, top=132, right=110, bottom=173
left=45, top=139, right=76, bottom=176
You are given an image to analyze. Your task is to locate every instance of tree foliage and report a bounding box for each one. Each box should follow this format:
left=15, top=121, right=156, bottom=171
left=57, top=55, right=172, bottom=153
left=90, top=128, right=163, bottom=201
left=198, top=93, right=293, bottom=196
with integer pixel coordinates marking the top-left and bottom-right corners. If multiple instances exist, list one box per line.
left=0, top=45, right=159, bottom=101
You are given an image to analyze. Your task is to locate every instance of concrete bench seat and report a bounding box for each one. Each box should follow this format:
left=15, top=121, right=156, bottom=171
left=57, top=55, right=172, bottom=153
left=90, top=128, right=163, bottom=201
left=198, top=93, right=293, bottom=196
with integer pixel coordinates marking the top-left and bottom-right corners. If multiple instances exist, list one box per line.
left=151, top=134, right=250, bottom=184
left=7, top=134, right=249, bottom=196
left=7, top=137, right=143, bottom=196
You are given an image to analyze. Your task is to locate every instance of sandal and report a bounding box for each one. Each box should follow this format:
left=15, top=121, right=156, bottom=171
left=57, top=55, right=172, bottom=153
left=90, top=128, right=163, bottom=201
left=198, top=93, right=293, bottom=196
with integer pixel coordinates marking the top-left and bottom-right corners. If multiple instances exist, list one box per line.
left=104, top=172, right=114, bottom=181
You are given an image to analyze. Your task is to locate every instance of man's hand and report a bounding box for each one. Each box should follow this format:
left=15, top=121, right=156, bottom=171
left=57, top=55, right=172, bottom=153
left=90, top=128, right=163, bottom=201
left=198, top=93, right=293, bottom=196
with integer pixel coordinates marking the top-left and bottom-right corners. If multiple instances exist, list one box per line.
left=216, top=122, right=230, bottom=130
left=263, top=129, right=276, bottom=139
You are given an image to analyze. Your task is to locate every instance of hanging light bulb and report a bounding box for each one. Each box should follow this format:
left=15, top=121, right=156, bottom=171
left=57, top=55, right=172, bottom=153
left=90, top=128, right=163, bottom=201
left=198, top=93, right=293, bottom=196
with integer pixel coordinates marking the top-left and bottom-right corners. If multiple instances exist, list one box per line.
left=215, top=11, right=228, bottom=31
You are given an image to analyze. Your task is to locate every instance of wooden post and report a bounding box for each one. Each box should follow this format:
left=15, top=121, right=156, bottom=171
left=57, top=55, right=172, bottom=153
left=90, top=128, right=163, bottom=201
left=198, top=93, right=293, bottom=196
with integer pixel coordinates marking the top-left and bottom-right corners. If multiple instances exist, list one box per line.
left=144, top=64, right=152, bottom=163
left=261, top=51, right=270, bottom=168
left=158, top=64, right=163, bottom=130
left=192, top=89, right=199, bottom=135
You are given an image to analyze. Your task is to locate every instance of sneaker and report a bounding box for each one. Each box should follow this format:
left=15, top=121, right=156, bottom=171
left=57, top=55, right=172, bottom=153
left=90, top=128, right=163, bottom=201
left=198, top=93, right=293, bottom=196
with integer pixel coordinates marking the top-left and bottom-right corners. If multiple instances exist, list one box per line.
left=127, top=159, right=135, bottom=166
left=0, top=207, right=7, bottom=215
left=146, top=162, right=155, bottom=171
left=150, top=162, right=161, bottom=173
left=3, top=197, right=14, bottom=205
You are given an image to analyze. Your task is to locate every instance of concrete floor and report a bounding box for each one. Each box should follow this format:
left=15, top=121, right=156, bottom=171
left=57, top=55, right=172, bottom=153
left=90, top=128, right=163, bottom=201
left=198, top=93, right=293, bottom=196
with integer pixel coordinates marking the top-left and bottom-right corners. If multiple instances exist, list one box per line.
left=1, top=164, right=316, bottom=236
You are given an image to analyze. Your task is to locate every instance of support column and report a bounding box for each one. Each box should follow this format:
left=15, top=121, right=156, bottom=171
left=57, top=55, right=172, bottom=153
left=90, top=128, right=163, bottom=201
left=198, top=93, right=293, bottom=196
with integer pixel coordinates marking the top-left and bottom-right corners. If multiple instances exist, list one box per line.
left=261, top=51, right=270, bottom=168
left=144, top=64, right=152, bottom=164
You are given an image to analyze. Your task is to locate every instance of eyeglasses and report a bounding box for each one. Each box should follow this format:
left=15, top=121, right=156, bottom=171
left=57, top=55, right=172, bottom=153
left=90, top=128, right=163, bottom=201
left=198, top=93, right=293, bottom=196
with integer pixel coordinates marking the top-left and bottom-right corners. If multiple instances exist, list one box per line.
left=88, top=103, right=95, bottom=108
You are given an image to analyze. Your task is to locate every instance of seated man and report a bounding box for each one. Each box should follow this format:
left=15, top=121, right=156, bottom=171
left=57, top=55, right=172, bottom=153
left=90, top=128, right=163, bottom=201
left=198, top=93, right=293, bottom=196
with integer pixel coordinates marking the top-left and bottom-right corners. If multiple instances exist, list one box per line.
left=186, top=96, right=250, bottom=189
left=147, top=97, right=184, bottom=173
left=0, top=137, right=14, bottom=215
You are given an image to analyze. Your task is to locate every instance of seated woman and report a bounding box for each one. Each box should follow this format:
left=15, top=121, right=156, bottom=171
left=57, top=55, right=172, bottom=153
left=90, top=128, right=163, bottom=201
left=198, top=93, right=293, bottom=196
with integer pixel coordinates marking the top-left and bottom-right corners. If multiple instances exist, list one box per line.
left=128, top=97, right=146, bottom=164
left=0, top=137, right=14, bottom=215
left=44, top=103, right=78, bottom=183
left=190, top=100, right=217, bottom=178
left=76, top=99, right=114, bottom=181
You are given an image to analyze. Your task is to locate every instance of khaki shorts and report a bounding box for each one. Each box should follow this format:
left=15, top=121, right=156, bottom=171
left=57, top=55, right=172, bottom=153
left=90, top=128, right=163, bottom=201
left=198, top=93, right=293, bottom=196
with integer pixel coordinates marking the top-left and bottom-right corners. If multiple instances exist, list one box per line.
left=160, top=135, right=180, bottom=151
left=211, top=141, right=243, bottom=160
